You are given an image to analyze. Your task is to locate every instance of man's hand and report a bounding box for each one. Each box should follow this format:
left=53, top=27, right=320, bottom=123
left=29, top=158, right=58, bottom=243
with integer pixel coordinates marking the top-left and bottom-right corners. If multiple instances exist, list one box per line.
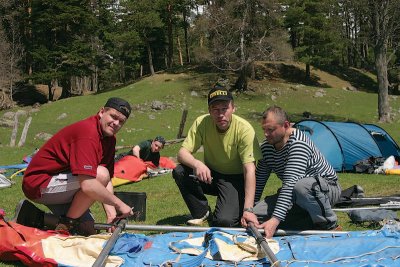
left=106, top=203, right=133, bottom=233
left=241, top=210, right=259, bottom=227
left=117, top=202, right=134, bottom=218
left=193, top=160, right=213, bottom=184
left=260, top=217, right=280, bottom=239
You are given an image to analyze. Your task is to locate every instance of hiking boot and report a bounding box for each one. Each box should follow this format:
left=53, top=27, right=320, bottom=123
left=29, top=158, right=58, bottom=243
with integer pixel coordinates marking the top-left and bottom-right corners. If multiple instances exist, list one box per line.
left=187, top=210, right=210, bottom=226
left=12, top=199, right=44, bottom=229
left=55, top=216, right=80, bottom=235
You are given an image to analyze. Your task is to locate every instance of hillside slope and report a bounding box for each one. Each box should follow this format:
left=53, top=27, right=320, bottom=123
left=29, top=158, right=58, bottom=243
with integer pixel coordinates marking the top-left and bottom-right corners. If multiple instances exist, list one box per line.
left=0, top=62, right=399, bottom=166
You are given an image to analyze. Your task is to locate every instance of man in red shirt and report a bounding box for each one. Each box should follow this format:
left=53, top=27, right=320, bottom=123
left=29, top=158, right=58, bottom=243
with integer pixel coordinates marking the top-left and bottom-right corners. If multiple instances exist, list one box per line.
left=16, top=97, right=134, bottom=235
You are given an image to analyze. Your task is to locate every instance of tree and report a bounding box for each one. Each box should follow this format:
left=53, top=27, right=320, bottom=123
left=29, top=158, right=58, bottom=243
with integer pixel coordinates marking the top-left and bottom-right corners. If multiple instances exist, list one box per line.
left=0, top=0, right=23, bottom=105
left=284, top=0, right=342, bottom=80
left=195, top=0, right=292, bottom=92
left=366, top=0, right=400, bottom=122
left=120, top=0, right=164, bottom=76
left=27, top=0, right=100, bottom=97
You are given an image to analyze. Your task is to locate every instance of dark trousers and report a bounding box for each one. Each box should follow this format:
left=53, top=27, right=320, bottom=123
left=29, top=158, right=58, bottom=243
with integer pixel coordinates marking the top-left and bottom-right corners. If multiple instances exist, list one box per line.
left=172, top=164, right=244, bottom=227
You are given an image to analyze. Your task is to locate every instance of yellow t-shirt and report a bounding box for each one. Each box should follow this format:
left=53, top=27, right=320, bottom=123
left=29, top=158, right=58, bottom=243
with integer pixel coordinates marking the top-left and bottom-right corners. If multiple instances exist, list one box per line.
left=182, top=114, right=262, bottom=174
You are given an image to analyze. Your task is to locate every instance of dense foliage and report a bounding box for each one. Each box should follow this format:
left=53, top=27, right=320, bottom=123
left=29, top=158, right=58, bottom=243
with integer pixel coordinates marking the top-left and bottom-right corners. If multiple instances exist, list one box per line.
left=0, top=0, right=400, bottom=120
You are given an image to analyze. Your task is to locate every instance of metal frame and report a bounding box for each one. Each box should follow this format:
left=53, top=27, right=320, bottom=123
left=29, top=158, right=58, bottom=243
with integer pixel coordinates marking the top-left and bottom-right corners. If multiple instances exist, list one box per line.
left=92, top=219, right=127, bottom=267
left=247, top=222, right=282, bottom=267
left=94, top=223, right=348, bottom=236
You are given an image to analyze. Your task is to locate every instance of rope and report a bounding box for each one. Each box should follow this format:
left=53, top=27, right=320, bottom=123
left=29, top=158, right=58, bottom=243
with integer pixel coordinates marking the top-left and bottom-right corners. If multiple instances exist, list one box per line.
left=283, top=245, right=400, bottom=266
left=10, top=168, right=26, bottom=179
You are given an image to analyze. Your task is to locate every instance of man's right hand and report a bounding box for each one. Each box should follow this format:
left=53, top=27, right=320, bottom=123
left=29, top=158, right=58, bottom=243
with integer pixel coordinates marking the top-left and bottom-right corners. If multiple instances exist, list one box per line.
left=194, top=160, right=213, bottom=184
left=118, top=202, right=134, bottom=218
left=260, top=217, right=280, bottom=239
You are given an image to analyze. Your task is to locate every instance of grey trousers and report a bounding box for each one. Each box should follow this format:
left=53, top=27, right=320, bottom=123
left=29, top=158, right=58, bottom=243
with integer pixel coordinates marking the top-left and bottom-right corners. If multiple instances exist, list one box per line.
left=253, top=176, right=342, bottom=230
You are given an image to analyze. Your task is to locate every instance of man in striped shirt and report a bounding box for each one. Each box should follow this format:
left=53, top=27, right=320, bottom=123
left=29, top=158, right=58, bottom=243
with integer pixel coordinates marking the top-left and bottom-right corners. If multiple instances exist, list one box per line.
left=242, top=106, right=342, bottom=238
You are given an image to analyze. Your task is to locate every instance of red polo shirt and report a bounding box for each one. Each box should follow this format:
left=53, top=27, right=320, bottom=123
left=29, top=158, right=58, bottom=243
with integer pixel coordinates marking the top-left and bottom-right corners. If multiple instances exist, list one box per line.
left=23, top=115, right=116, bottom=200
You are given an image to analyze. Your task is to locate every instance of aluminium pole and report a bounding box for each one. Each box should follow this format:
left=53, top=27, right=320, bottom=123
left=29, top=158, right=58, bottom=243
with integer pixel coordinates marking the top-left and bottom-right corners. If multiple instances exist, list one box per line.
left=92, top=219, right=127, bottom=267
left=94, top=223, right=347, bottom=236
left=248, top=222, right=281, bottom=267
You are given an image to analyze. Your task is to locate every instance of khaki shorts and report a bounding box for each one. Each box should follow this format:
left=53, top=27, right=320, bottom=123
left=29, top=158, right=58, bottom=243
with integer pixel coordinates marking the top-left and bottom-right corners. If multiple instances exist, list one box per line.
left=36, top=173, right=80, bottom=205
left=34, top=173, right=94, bottom=222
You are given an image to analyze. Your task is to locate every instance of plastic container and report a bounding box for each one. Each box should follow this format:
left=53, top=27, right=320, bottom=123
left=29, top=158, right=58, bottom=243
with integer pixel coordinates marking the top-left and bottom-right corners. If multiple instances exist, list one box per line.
left=114, top=191, right=147, bottom=221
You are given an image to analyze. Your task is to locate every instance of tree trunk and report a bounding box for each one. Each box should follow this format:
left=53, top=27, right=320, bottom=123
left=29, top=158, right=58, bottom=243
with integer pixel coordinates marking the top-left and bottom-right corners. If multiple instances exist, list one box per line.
left=235, top=8, right=248, bottom=92
left=177, top=36, right=183, bottom=66
left=305, top=63, right=311, bottom=80
left=375, top=46, right=390, bottom=122
left=183, top=8, right=190, bottom=64
left=166, top=3, right=174, bottom=68
left=91, top=65, right=98, bottom=92
left=48, top=79, right=58, bottom=101
left=234, top=66, right=248, bottom=92
left=146, top=40, right=155, bottom=76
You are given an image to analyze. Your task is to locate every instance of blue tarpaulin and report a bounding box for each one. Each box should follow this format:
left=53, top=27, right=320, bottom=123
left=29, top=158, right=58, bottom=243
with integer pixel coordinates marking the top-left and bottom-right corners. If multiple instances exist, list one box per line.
left=111, top=224, right=400, bottom=267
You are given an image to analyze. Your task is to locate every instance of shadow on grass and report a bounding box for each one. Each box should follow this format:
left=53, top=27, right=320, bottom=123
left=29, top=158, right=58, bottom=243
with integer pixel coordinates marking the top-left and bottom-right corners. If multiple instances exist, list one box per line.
left=318, top=65, right=377, bottom=93
left=258, top=62, right=327, bottom=87
left=156, top=214, right=192, bottom=226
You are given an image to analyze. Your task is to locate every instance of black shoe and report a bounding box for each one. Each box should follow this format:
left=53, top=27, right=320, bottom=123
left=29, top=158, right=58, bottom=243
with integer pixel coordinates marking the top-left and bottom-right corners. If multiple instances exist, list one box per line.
left=12, top=199, right=45, bottom=229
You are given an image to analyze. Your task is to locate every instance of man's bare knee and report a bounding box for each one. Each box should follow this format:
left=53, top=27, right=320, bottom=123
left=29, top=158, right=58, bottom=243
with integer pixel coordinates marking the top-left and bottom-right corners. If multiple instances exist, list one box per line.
left=96, top=166, right=110, bottom=185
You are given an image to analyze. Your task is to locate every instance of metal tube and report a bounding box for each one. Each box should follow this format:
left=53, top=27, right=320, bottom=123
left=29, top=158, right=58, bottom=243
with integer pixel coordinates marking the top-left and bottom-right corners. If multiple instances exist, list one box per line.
left=333, top=206, right=400, bottom=212
left=92, top=219, right=127, bottom=267
left=94, top=223, right=347, bottom=236
left=248, top=222, right=281, bottom=267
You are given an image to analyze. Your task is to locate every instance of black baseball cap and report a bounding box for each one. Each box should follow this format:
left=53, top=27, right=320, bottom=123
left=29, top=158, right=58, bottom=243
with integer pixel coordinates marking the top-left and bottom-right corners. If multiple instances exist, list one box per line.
left=104, top=97, right=132, bottom=118
left=207, top=86, right=233, bottom=106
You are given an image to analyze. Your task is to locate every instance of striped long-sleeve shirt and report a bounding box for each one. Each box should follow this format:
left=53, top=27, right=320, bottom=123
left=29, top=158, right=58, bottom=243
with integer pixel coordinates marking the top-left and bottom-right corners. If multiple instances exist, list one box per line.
left=255, top=129, right=337, bottom=221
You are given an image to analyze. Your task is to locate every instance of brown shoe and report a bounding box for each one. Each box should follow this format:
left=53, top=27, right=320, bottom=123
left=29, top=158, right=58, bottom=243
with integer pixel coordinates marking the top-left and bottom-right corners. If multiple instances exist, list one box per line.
left=331, top=225, right=343, bottom=231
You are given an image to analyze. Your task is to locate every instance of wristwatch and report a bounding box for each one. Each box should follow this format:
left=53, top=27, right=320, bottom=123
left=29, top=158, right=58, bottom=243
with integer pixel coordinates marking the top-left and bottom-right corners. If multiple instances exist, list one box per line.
left=243, top=207, right=254, bottom=213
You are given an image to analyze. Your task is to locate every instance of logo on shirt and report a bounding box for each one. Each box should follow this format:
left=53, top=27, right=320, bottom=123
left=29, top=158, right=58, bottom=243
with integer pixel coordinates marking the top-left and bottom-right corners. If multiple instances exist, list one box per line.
left=84, top=165, right=93, bottom=170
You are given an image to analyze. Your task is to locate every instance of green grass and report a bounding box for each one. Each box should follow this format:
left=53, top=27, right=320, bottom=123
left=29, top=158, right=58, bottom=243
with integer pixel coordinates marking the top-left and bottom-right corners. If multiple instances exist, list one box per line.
left=1, top=65, right=400, bottom=266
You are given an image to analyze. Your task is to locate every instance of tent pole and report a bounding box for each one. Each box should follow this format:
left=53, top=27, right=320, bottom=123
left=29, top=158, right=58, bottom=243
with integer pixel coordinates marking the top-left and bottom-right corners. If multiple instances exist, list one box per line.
left=94, top=223, right=347, bottom=236
left=92, top=219, right=127, bottom=267
left=248, top=222, right=281, bottom=267
left=333, top=205, right=400, bottom=212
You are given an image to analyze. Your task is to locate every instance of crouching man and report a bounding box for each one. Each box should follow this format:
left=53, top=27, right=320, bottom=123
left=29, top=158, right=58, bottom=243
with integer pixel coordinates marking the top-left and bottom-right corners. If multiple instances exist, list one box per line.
left=242, top=106, right=342, bottom=238
left=16, top=97, right=134, bottom=236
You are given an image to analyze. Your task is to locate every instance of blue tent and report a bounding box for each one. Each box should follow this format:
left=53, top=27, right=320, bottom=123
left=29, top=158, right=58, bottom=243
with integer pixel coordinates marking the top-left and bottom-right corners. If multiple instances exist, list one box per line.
left=293, top=120, right=400, bottom=172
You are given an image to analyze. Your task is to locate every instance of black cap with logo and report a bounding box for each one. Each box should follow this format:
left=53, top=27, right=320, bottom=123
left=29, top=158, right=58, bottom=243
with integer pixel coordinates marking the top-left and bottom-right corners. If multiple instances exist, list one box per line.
left=207, top=84, right=233, bottom=106
left=104, top=97, right=132, bottom=118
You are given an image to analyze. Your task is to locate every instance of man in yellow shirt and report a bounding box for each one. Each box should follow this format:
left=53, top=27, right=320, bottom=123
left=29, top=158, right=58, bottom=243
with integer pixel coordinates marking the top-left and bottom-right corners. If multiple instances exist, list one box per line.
left=172, top=85, right=262, bottom=227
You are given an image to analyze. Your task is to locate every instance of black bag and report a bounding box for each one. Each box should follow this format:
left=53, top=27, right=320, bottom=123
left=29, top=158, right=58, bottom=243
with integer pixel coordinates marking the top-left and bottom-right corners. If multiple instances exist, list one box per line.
left=348, top=209, right=398, bottom=226
left=353, top=157, right=385, bottom=174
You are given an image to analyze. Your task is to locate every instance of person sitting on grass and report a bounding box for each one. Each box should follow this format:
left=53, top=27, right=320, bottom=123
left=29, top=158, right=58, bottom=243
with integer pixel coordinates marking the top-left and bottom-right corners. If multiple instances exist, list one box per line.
left=242, top=106, right=342, bottom=239
left=129, top=136, right=166, bottom=169
left=15, top=97, right=134, bottom=236
left=172, top=84, right=262, bottom=227
left=115, top=136, right=167, bottom=175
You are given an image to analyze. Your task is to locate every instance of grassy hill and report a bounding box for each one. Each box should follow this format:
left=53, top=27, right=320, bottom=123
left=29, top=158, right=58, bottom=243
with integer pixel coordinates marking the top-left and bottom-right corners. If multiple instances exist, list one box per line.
left=0, top=62, right=400, bottom=266
left=2, top=61, right=399, bottom=164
